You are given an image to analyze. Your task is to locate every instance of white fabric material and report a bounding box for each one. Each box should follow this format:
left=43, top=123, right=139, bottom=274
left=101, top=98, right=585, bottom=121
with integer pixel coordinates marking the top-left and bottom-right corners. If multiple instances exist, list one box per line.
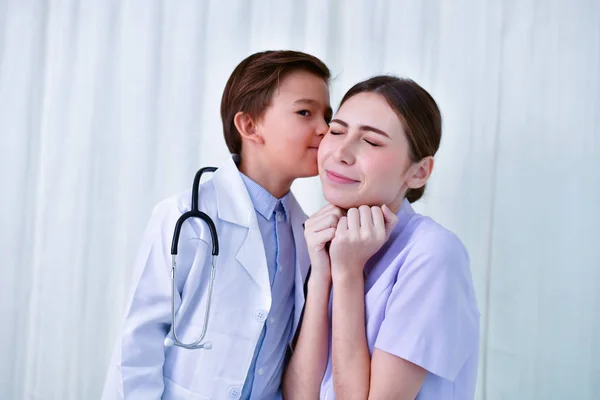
left=0, top=1, right=599, bottom=399
left=100, top=156, right=309, bottom=400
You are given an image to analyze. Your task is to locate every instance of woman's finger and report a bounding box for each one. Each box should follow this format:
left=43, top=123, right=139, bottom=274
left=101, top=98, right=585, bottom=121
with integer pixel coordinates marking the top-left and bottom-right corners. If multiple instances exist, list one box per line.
left=307, top=209, right=343, bottom=230
left=311, top=203, right=338, bottom=218
left=381, top=204, right=399, bottom=236
left=336, top=216, right=348, bottom=232
left=311, top=227, right=336, bottom=247
left=358, top=205, right=373, bottom=229
left=371, top=206, right=385, bottom=233
left=347, top=208, right=359, bottom=231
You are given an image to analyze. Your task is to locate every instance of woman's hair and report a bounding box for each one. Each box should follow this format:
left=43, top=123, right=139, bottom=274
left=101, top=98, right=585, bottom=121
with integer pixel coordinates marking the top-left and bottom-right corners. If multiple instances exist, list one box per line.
left=221, top=50, right=331, bottom=155
left=339, top=76, right=442, bottom=203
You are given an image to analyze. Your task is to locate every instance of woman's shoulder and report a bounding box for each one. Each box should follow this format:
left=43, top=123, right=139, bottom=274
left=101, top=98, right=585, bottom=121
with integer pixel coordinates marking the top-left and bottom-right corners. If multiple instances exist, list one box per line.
left=397, top=212, right=469, bottom=267
left=380, top=210, right=479, bottom=317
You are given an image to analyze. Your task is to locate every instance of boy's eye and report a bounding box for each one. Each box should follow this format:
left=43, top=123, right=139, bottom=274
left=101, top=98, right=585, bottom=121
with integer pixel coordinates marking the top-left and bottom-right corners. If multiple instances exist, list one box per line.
left=329, top=131, right=343, bottom=135
left=298, top=110, right=311, bottom=117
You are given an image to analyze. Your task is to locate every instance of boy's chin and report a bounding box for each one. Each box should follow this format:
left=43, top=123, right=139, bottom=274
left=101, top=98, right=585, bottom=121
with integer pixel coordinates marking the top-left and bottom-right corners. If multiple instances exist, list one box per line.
left=292, top=164, right=319, bottom=178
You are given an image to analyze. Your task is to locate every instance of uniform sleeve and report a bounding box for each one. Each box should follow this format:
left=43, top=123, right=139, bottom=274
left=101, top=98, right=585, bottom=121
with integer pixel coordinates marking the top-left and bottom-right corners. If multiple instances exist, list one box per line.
left=102, top=199, right=210, bottom=399
left=374, top=228, right=479, bottom=381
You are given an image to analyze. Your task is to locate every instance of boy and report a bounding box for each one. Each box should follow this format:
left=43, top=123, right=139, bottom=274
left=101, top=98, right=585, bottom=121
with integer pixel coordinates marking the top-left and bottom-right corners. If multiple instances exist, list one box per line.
left=101, top=50, right=332, bottom=399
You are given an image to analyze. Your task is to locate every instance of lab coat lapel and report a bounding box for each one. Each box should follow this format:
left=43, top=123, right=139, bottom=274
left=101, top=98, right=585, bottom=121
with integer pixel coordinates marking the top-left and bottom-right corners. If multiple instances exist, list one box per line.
left=212, top=157, right=270, bottom=294
left=288, top=194, right=310, bottom=338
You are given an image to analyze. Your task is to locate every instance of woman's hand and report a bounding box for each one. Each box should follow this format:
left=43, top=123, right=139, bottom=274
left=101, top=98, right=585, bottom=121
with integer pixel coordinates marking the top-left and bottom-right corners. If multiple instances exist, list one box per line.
left=329, top=205, right=398, bottom=280
left=284, top=203, right=343, bottom=400
left=304, top=203, right=344, bottom=280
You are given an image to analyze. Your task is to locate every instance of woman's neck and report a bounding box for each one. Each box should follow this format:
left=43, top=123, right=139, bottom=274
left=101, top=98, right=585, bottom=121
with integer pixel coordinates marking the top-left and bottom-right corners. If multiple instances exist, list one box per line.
left=387, top=190, right=406, bottom=214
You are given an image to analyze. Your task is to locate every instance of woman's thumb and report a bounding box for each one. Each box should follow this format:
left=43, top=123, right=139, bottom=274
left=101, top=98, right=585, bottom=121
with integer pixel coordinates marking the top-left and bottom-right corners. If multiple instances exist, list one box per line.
left=382, top=204, right=398, bottom=234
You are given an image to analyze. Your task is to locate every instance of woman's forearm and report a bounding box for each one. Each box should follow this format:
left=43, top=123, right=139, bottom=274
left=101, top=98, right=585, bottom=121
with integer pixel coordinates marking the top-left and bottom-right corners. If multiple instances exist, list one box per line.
left=283, top=271, right=332, bottom=399
left=331, top=270, right=370, bottom=399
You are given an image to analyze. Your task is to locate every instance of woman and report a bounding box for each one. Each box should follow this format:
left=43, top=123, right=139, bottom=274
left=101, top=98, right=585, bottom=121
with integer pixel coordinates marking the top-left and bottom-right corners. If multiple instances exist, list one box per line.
left=283, top=76, right=480, bottom=399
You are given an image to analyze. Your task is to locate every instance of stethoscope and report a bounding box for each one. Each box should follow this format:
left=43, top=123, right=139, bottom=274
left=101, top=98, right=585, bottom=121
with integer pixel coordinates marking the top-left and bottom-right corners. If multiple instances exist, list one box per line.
left=163, top=167, right=219, bottom=350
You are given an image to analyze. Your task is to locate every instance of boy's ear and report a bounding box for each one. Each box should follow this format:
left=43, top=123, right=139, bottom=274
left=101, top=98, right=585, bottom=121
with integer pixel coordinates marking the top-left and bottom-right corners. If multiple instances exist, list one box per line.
left=233, top=111, right=264, bottom=145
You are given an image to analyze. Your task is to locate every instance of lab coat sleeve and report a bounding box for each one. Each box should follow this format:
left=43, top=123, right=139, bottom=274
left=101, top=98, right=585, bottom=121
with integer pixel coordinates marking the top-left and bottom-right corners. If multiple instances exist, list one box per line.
left=103, top=199, right=203, bottom=399
left=374, top=227, right=480, bottom=381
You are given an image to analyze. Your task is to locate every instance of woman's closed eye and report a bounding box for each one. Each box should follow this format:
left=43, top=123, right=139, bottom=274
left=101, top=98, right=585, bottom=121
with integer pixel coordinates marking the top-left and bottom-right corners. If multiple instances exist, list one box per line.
left=364, top=139, right=381, bottom=147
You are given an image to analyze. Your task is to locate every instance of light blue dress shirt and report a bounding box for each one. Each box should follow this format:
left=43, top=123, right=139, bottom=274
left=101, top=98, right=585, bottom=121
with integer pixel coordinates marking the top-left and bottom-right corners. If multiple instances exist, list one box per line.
left=240, top=173, right=296, bottom=400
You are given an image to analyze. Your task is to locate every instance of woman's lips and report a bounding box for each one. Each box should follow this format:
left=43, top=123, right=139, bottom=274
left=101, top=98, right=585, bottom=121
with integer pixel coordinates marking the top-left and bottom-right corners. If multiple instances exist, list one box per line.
left=326, top=170, right=360, bottom=184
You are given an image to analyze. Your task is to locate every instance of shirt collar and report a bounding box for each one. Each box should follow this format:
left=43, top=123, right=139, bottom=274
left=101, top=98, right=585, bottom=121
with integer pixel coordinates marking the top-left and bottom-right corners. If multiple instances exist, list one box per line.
left=240, top=172, right=291, bottom=221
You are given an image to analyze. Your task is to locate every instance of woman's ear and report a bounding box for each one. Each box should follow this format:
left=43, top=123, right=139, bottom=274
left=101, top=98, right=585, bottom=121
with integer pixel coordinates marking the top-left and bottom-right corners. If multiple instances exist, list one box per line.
left=405, top=156, right=434, bottom=190
left=233, top=111, right=264, bottom=145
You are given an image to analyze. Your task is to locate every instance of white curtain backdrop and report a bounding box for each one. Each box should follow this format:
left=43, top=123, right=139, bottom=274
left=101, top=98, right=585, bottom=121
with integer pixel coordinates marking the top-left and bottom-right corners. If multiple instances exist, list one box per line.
left=1, top=0, right=599, bottom=399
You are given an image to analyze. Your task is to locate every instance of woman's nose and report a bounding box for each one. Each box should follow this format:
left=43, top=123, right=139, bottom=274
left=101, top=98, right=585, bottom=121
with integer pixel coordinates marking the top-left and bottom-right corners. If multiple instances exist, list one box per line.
left=332, top=139, right=355, bottom=165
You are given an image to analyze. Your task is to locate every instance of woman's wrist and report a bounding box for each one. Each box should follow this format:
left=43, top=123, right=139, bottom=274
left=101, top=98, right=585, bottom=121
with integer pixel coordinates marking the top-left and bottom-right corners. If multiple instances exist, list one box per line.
left=308, top=267, right=332, bottom=290
left=331, top=262, right=365, bottom=285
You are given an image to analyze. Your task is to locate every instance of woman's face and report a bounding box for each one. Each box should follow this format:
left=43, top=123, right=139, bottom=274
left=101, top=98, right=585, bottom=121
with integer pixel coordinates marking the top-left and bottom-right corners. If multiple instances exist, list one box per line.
left=318, top=92, right=424, bottom=211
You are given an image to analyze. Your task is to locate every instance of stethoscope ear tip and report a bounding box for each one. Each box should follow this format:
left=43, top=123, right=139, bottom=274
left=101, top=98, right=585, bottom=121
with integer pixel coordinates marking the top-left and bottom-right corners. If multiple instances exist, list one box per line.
left=202, top=342, right=213, bottom=350
left=164, top=337, right=175, bottom=347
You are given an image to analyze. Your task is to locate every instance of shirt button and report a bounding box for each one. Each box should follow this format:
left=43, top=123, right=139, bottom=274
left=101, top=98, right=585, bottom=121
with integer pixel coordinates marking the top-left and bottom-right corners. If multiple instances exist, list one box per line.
left=269, top=317, right=275, bottom=324
left=228, top=386, right=241, bottom=398
left=276, top=212, right=284, bottom=222
left=258, top=367, right=265, bottom=376
left=255, top=309, right=267, bottom=322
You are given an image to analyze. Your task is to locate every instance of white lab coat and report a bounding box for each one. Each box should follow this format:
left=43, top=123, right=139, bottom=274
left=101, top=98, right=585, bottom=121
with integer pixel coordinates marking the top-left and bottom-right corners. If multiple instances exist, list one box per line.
left=102, top=157, right=310, bottom=400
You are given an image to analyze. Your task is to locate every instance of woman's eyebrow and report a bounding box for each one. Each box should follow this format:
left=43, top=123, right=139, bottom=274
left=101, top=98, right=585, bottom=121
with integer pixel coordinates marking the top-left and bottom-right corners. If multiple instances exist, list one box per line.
left=330, top=118, right=390, bottom=138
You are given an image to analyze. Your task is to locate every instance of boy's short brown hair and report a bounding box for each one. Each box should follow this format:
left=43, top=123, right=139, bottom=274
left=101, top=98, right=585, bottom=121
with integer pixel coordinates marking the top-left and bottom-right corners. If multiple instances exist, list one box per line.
left=220, top=50, right=331, bottom=155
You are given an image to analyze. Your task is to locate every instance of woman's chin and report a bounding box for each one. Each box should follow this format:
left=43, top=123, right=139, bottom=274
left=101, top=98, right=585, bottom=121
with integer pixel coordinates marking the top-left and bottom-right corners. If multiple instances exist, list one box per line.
left=323, top=191, right=364, bottom=210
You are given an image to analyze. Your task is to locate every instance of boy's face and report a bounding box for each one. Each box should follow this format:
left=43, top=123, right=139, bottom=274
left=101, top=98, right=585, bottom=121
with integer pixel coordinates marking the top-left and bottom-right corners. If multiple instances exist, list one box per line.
left=255, top=70, right=331, bottom=180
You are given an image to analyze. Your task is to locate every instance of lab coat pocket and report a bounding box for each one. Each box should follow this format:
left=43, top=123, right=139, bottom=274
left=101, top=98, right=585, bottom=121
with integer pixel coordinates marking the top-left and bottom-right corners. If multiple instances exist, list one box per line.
left=163, top=377, right=210, bottom=400
left=164, top=327, right=247, bottom=399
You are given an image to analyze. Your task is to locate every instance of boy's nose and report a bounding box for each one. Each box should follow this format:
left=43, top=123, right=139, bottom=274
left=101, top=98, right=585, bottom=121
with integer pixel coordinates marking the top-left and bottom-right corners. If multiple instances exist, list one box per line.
left=316, top=119, right=329, bottom=136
